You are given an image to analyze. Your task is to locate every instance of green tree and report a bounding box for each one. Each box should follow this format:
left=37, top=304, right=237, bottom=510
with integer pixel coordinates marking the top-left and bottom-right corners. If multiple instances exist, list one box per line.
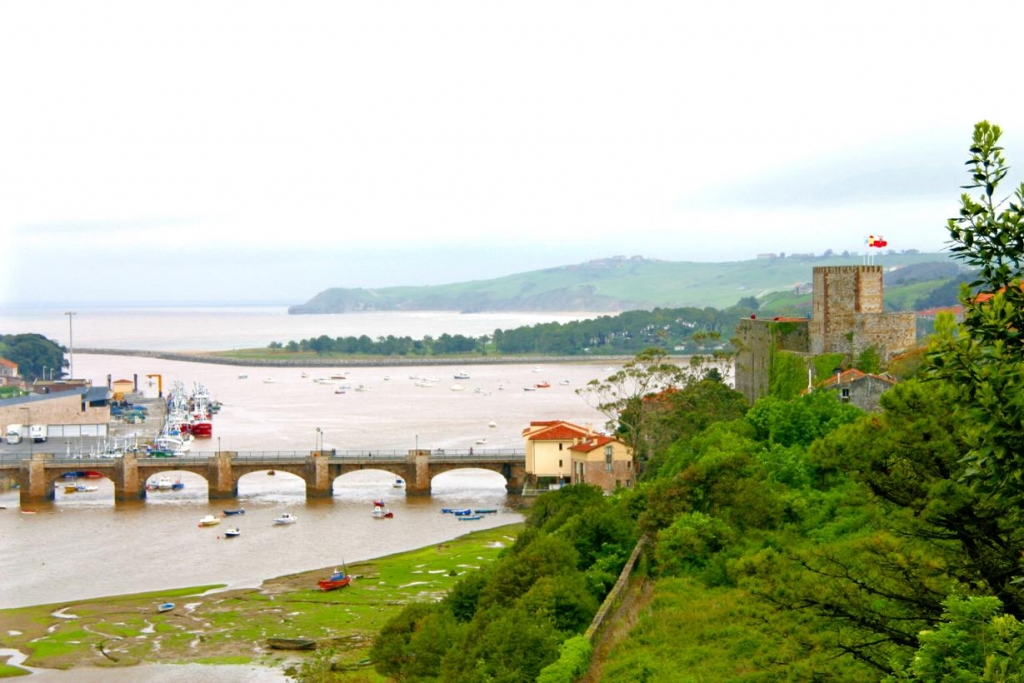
left=0, top=333, right=66, bottom=381
left=934, top=121, right=1024, bottom=510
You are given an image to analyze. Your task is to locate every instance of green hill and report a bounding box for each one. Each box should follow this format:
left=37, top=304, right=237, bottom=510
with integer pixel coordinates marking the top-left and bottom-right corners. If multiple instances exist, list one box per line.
left=289, top=252, right=961, bottom=314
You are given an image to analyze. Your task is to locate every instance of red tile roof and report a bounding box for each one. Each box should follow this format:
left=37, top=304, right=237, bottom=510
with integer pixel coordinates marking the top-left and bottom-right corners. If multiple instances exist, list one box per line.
left=0, top=358, right=17, bottom=369
left=569, top=435, right=621, bottom=453
left=524, top=421, right=590, bottom=441
left=817, top=368, right=895, bottom=388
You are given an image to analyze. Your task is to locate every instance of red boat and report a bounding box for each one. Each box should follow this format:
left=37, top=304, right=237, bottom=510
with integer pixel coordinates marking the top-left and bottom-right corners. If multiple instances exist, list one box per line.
left=318, top=568, right=351, bottom=591
left=190, top=418, right=213, bottom=437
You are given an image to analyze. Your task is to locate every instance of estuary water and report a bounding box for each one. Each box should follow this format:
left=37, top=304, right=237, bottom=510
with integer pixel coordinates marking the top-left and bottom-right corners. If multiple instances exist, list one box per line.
left=0, top=305, right=625, bottom=680
left=0, top=306, right=619, bottom=608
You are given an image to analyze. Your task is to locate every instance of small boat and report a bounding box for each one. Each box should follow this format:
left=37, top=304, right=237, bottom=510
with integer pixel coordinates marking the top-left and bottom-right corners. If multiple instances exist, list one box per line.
left=223, top=508, right=245, bottom=515
left=266, top=637, right=317, bottom=651
left=64, top=483, right=79, bottom=494
left=450, top=384, right=466, bottom=392
left=238, top=374, right=249, bottom=379
left=317, top=566, right=351, bottom=591
left=157, top=602, right=175, bottom=613
left=457, top=515, right=484, bottom=521
left=199, top=515, right=221, bottom=527
left=475, top=438, right=487, bottom=445
left=334, top=388, right=346, bottom=394
left=454, top=371, right=470, bottom=380
left=372, top=505, right=393, bottom=519
left=20, top=509, right=38, bottom=515
left=451, top=508, right=473, bottom=516
left=171, top=479, right=184, bottom=491
left=523, top=387, right=536, bottom=392
left=393, top=477, right=404, bottom=488
left=263, top=377, right=275, bottom=384
left=535, top=381, right=551, bottom=389
left=158, top=476, right=173, bottom=490
left=224, top=527, right=241, bottom=538
left=267, top=470, right=276, bottom=476
left=274, top=513, right=297, bottom=524
left=488, top=421, right=497, bottom=428
left=559, top=379, right=571, bottom=385
left=75, top=483, right=98, bottom=493
left=473, top=509, right=498, bottom=514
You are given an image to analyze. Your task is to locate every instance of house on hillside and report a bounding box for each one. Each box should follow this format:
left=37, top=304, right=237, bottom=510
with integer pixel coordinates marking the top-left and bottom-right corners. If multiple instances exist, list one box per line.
left=523, top=420, right=593, bottom=490
left=569, top=434, right=634, bottom=493
left=815, top=368, right=895, bottom=412
left=0, top=358, right=21, bottom=388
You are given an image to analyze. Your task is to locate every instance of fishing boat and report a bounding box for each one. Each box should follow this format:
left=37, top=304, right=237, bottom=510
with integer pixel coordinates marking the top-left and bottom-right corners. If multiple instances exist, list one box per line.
left=223, top=508, right=245, bottom=515
left=317, top=566, right=351, bottom=591
left=158, top=476, right=173, bottom=490
left=224, top=527, right=241, bottom=538
left=267, top=637, right=317, bottom=651
left=274, top=512, right=297, bottom=524
left=171, top=479, right=184, bottom=491
left=157, top=602, right=175, bottom=613
left=198, top=514, right=221, bottom=527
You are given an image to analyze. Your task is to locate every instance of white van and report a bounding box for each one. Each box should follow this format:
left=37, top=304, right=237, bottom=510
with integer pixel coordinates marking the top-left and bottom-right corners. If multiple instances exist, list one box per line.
left=30, top=424, right=47, bottom=442
left=6, top=424, right=25, bottom=444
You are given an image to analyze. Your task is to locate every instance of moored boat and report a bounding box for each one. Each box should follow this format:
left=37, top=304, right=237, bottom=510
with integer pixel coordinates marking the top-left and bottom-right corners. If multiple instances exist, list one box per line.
left=223, top=508, right=245, bottom=515
left=198, top=514, right=221, bottom=527
left=224, top=527, right=241, bottom=538
left=457, top=515, right=484, bottom=521
left=372, top=505, right=393, bottom=519
left=274, top=512, right=297, bottom=524
left=157, top=602, right=175, bottom=613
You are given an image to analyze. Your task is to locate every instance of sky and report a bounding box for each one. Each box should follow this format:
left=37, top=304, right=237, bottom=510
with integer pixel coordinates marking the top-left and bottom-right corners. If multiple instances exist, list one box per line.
left=2, top=1, right=1023, bottom=306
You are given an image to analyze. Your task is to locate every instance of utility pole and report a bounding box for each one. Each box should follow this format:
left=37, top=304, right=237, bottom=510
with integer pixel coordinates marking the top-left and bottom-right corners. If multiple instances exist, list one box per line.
left=65, top=311, right=76, bottom=379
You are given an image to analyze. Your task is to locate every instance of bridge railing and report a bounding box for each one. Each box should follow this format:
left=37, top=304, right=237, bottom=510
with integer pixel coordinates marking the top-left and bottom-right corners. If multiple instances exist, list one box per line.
left=0, top=448, right=528, bottom=466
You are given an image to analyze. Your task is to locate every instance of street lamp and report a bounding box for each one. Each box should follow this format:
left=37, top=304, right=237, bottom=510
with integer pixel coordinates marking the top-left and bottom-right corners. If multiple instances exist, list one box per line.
left=65, top=311, right=76, bottom=379
left=315, top=427, right=322, bottom=454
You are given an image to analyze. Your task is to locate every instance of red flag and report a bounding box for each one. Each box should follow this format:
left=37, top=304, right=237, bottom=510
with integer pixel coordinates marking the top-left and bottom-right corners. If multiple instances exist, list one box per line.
left=867, top=235, right=887, bottom=248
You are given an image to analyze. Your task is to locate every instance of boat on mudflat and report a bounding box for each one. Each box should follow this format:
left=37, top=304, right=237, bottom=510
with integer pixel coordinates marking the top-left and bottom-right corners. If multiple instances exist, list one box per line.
left=224, top=527, right=241, bottom=538
left=198, top=515, right=221, bottom=527
left=274, top=513, right=297, bottom=525
left=157, top=602, right=175, bottom=613
left=317, top=567, right=351, bottom=591
left=266, top=637, right=317, bottom=651
left=223, top=508, right=245, bottom=515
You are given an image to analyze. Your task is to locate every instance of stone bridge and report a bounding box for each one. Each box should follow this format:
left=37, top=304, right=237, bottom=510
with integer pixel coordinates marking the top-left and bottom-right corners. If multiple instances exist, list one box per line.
left=2, top=450, right=527, bottom=507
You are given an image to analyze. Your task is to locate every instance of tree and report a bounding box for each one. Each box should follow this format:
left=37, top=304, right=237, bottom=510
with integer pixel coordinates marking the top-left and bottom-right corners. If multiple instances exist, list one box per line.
left=0, top=333, right=66, bottom=381
left=933, top=121, right=1024, bottom=510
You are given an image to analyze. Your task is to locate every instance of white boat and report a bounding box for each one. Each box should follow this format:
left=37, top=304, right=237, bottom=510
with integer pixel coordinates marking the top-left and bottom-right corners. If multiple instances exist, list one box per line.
left=393, top=477, right=405, bottom=488
left=263, top=377, right=275, bottom=384
left=75, top=483, right=99, bottom=493
left=224, top=527, right=241, bottom=538
left=274, top=513, right=297, bottom=525
left=475, top=438, right=487, bottom=445
left=450, top=384, right=465, bottom=392
left=158, top=476, right=173, bottom=490
left=198, top=515, right=221, bottom=527
left=559, top=379, right=571, bottom=386
left=454, top=371, right=470, bottom=380
left=488, top=421, right=497, bottom=428
left=238, top=373, right=249, bottom=379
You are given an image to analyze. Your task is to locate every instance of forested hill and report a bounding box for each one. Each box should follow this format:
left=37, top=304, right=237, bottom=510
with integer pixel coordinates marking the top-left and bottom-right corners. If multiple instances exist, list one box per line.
left=288, top=252, right=957, bottom=314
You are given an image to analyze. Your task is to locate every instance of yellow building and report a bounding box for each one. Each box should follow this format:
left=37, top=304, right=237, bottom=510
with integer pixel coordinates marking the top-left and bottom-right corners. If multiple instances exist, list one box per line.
left=522, top=420, right=592, bottom=486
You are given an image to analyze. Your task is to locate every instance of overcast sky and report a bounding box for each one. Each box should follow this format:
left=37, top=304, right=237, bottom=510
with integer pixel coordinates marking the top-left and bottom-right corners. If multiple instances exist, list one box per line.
left=2, top=1, right=1022, bottom=306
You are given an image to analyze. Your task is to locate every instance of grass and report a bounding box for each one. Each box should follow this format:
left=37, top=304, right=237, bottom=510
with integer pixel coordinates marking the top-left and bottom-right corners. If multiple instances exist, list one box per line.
left=0, top=523, right=522, bottom=680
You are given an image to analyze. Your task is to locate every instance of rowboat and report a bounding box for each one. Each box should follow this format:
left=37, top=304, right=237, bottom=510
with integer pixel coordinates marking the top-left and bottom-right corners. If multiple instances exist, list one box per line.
left=223, top=508, right=245, bottom=515
left=224, top=527, right=241, bottom=538
left=198, top=515, right=221, bottom=527
left=266, top=637, right=317, bottom=651
left=473, top=509, right=498, bottom=514
left=157, top=602, right=175, bottom=613
left=457, top=515, right=484, bottom=521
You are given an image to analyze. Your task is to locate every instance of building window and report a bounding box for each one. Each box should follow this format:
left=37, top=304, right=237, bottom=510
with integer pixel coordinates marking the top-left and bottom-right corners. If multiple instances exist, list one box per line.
left=605, top=445, right=613, bottom=472
left=558, top=459, right=562, bottom=468
left=840, top=388, right=851, bottom=402
left=559, top=443, right=563, bottom=451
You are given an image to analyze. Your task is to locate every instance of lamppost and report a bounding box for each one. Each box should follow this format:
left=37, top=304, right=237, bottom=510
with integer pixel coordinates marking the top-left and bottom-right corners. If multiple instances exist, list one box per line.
left=315, top=427, right=322, bottom=455
left=415, top=434, right=419, bottom=454
left=218, top=437, right=222, bottom=455
left=65, top=311, right=76, bottom=379
left=42, top=366, right=47, bottom=383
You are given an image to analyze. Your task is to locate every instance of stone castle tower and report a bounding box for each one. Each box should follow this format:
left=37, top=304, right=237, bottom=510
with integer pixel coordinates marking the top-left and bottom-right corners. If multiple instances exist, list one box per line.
left=734, top=265, right=917, bottom=403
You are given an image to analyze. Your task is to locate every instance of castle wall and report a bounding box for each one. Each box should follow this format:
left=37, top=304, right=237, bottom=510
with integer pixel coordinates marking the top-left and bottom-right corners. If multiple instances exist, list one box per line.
left=734, top=318, right=810, bottom=404
left=852, top=312, right=917, bottom=361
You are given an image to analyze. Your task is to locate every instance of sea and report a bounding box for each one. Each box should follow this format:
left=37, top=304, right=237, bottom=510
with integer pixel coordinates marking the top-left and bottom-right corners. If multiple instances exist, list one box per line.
left=0, top=304, right=620, bottom=682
